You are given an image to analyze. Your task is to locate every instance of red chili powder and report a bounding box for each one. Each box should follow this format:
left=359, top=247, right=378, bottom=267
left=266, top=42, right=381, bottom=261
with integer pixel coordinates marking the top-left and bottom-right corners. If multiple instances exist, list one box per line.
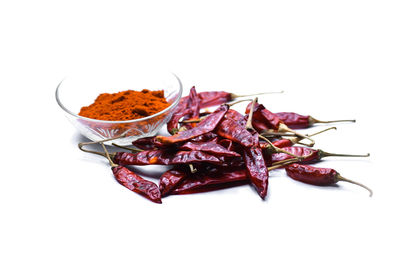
left=79, top=89, right=170, bottom=121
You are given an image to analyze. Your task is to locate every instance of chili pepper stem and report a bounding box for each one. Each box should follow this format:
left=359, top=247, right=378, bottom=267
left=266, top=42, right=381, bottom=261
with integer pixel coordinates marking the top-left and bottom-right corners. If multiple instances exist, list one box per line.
left=78, top=142, right=107, bottom=157
left=278, top=124, right=315, bottom=147
left=309, top=116, right=356, bottom=125
left=230, top=91, right=284, bottom=99
left=111, top=143, right=143, bottom=153
left=101, top=142, right=118, bottom=168
left=227, top=99, right=253, bottom=107
left=335, top=174, right=373, bottom=197
left=318, top=150, right=370, bottom=159
left=259, top=134, right=303, bottom=159
left=268, top=158, right=300, bottom=170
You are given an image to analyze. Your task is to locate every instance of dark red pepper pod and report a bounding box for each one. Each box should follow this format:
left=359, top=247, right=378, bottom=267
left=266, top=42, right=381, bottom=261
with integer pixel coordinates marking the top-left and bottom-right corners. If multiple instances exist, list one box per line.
left=171, top=168, right=248, bottom=195
left=285, top=164, right=372, bottom=196
left=132, top=136, right=165, bottom=150
left=112, top=166, right=162, bottom=203
left=158, top=104, right=229, bottom=144
left=159, top=168, right=187, bottom=196
left=276, top=112, right=356, bottom=129
left=270, top=147, right=370, bottom=165
left=113, top=150, right=224, bottom=166
left=215, top=118, right=257, bottom=147
left=243, top=146, right=269, bottom=199
left=180, top=140, right=241, bottom=157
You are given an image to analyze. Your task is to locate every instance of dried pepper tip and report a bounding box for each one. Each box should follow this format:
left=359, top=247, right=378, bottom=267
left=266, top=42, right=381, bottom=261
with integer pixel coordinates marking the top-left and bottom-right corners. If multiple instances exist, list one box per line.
left=227, top=98, right=253, bottom=107
left=335, top=173, right=373, bottom=197
left=268, top=158, right=300, bottom=170
left=308, top=116, right=356, bottom=126
left=318, top=150, right=370, bottom=159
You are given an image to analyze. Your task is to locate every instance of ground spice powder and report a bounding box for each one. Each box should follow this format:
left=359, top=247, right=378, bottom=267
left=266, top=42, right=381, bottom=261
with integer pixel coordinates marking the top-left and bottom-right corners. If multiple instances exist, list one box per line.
left=79, top=89, right=170, bottom=121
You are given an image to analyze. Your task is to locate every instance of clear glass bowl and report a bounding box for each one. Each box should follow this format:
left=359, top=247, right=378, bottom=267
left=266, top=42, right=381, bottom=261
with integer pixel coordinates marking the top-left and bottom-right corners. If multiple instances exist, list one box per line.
left=55, top=69, right=182, bottom=145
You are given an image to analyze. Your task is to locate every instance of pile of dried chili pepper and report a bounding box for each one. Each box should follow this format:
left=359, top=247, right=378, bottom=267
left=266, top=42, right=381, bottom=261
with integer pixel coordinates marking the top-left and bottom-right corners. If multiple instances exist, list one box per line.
left=79, top=87, right=372, bottom=203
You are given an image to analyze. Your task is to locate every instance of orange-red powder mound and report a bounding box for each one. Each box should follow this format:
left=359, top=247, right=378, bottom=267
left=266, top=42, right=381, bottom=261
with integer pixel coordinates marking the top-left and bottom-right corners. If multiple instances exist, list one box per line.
left=79, top=89, right=170, bottom=121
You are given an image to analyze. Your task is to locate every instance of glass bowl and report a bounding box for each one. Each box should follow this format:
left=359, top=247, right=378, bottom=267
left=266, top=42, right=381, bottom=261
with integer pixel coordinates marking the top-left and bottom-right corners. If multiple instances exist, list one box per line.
left=55, top=69, right=182, bottom=145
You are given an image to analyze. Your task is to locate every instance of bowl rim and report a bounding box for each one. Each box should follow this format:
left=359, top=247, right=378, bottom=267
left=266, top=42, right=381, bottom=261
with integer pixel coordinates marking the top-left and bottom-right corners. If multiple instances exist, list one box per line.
left=55, top=72, right=183, bottom=124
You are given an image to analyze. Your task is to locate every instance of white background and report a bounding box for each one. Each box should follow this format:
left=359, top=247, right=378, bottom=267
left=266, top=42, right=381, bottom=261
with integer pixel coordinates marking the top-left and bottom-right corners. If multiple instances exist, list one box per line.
left=1, top=1, right=399, bottom=266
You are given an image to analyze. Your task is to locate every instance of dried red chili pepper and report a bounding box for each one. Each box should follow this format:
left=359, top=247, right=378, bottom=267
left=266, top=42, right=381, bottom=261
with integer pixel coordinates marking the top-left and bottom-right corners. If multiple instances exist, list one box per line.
left=158, top=104, right=229, bottom=145
left=243, top=146, right=269, bottom=199
left=112, top=165, right=162, bottom=203
left=131, top=136, right=165, bottom=150
left=270, top=146, right=370, bottom=165
left=225, top=109, right=247, bottom=127
left=98, top=142, right=162, bottom=204
left=215, top=118, right=257, bottom=147
left=171, top=158, right=300, bottom=195
left=275, top=112, right=355, bottom=129
left=285, top=163, right=373, bottom=196
left=159, top=168, right=187, bottom=196
left=167, top=86, right=200, bottom=134
left=180, top=140, right=241, bottom=157
left=171, top=168, right=248, bottom=195
left=246, top=102, right=315, bottom=146
left=113, top=150, right=224, bottom=166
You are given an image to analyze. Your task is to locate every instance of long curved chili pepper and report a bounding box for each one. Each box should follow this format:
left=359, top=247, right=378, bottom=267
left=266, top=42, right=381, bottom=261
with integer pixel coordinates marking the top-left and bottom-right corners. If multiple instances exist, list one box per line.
left=285, top=163, right=373, bottom=196
left=243, top=146, right=269, bottom=199
left=113, top=150, right=224, bottom=166
left=172, top=158, right=300, bottom=195
left=112, top=165, right=162, bottom=203
left=171, top=168, right=248, bottom=195
left=180, top=141, right=241, bottom=157
left=275, top=112, right=355, bottom=129
left=98, top=142, right=162, bottom=204
left=158, top=104, right=229, bottom=145
left=159, top=168, right=187, bottom=196
left=270, top=147, right=370, bottom=165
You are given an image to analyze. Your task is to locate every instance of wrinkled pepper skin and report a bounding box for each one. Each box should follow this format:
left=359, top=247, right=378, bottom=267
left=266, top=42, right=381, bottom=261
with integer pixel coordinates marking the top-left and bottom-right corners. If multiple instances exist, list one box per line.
left=275, top=112, right=309, bottom=129
left=159, top=168, right=187, bottom=196
left=243, top=146, right=269, bottom=199
left=180, top=141, right=241, bottom=157
left=158, top=104, right=229, bottom=144
left=272, top=139, right=293, bottom=148
left=246, top=102, right=282, bottom=130
left=167, top=86, right=200, bottom=134
left=270, top=146, right=319, bottom=164
left=114, top=150, right=224, bottom=166
left=225, top=109, right=247, bottom=127
left=112, top=166, right=162, bottom=203
left=215, top=118, right=256, bottom=147
left=196, top=91, right=232, bottom=108
left=171, top=169, right=248, bottom=195
left=285, top=164, right=337, bottom=186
